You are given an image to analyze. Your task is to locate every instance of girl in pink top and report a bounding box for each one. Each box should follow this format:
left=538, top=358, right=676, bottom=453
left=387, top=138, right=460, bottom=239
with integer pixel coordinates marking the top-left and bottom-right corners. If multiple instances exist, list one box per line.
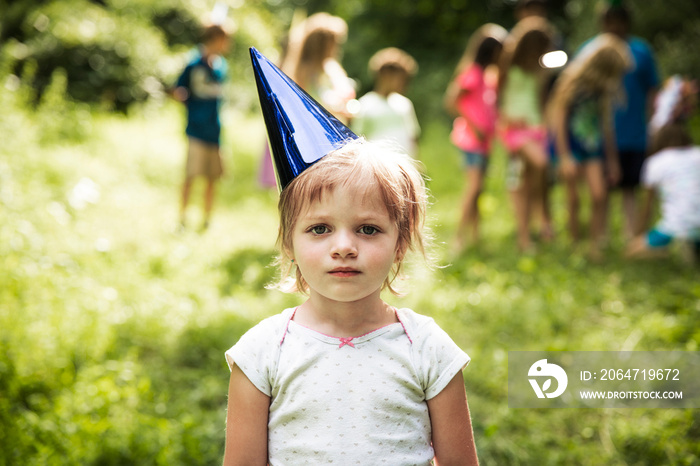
left=445, top=24, right=506, bottom=252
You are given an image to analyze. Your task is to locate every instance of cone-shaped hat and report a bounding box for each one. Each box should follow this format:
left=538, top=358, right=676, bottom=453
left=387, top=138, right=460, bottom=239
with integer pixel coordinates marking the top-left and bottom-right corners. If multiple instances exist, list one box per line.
left=250, top=47, right=358, bottom=190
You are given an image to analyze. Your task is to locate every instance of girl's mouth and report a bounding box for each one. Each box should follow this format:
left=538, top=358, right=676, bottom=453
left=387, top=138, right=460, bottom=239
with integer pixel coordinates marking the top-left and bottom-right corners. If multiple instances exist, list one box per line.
left=329, top=267, right=360, bottom=277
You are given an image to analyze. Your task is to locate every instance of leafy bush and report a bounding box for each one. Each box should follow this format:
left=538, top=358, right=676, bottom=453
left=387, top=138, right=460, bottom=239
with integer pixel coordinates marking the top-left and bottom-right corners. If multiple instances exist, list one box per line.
left=2, top=0, right=200, bottom=110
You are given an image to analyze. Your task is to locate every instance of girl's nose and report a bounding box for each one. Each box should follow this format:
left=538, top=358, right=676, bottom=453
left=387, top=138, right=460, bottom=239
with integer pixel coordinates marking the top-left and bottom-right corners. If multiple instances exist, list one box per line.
left=331, top=230, right=357, bottom=258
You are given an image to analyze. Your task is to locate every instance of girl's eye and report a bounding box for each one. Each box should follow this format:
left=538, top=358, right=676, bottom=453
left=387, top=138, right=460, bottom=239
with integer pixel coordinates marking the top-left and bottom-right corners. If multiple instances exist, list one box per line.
left=310, top=225, right=329, bottom=235
left=360, top=225, right=379, bottom=235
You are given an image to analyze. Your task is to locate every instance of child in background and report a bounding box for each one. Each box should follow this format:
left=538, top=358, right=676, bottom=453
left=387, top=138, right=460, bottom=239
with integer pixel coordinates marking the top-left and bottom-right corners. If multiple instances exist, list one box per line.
left=260, top=11, right=353, bottom=190
left=626, top=123, right=700, bottom=263
left=547, top=33, right=631, bottom=260
left=224, top=49, right=478, bottom=465
left=283, top=12, right=356, bottom=123
left=173, top=24, right=230, bottom=230
left=498, top=17, right=554, bottom=251
left=600, top=4, right=660, bottom=240
left=444, top=24, right=506, bottom=251
left=351, top=47, right=421, bottom=158
left=627, top=77, right=700, bottom=263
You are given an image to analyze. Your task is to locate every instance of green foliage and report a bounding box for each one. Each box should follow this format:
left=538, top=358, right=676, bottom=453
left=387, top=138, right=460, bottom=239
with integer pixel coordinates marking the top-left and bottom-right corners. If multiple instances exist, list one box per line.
left=293, top=0, right=518, bottom=119
left=285, top=0, right=698, bottom=119
left=4, top=0, right=698, bottom=117
left=1, top=0, right=222, bottom=111
left=632, top=0, right=700, bottom=79
left=219, top=247, right=279, bottom=296
left=2, top=89, right=699, bottom=463
left=0, top=0, right=286, bottom=114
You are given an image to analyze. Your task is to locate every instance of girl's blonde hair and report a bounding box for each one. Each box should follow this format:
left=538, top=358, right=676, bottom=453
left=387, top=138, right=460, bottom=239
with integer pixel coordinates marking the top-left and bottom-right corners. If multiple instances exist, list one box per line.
left=452, top=23, right=507, bottom=78
left=497, top=17, right=553, bottom=104
left=546, top=33, right=632, bottom=123
left=272, top=139, right=430, bottom=295
left=283, top=12, right=348, bottom=88
left=369, top=47, right=419, bottom=78
left=499, top=16, right=553, bottom=75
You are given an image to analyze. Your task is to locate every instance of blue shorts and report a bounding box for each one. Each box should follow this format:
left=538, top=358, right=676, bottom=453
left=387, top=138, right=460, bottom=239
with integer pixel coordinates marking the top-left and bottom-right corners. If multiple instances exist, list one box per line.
left=462, top=151, right=489, bottom=170
left=569, top=132, right=604, bottom=163
left=571, top=148, right=604, bottom=163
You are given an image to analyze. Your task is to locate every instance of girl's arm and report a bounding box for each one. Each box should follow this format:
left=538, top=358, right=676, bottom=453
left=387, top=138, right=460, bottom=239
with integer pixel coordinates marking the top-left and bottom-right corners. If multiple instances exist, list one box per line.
left=190, top=67, right=223, bottom=99
left=427, top=372, right=479, bottom=466
left=456, top=90, right=485, bottom=143
left=444, top=79, right=484, bottom=141
left=322, top=58, right=356, bottom=118
left=223, top=365, right=270, bottom=466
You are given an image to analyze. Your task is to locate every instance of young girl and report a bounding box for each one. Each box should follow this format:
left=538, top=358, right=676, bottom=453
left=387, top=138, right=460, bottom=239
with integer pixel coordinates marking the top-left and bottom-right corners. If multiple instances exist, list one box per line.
left=547, top=33, right=631, bottom=260
left=283, top=12, right=356, bottom=123
left=223, top=139, right=478, bottom=465
left=445, top=24, right=506, bottom=252
left=498, top=17, right=555, bottom=251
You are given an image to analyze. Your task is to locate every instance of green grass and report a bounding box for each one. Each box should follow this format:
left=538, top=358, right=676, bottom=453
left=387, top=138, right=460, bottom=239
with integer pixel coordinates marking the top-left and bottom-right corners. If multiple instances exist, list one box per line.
left=1, top=87, right=699, bottom=465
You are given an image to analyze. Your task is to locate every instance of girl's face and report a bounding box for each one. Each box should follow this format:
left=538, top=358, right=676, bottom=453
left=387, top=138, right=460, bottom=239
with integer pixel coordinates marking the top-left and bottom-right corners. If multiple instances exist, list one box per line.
left=209, top=35, right=230, bottom=56
left=290, top=184, right=400, bottom=306
left=378, top=67, right=410, bottom=95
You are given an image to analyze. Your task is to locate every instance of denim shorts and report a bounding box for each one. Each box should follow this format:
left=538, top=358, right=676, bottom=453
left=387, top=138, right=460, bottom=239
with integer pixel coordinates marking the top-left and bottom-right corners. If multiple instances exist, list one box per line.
left=462, top=151, right=489, bottom=170
left=571, top=148, right=605, bottom=163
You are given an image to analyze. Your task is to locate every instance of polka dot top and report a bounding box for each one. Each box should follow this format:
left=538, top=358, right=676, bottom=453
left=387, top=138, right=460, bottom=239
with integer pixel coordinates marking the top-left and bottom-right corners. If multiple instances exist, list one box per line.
left=225, top=307, right=470, bottom=465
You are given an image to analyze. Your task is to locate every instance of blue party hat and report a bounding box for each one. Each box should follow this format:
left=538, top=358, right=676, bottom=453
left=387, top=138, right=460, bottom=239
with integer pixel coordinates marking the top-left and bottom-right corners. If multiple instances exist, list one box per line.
left=250, top=47, right=358, bottom=190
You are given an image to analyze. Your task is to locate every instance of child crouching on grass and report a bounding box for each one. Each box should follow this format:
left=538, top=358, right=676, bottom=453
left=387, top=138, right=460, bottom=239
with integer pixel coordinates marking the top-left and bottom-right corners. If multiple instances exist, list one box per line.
left=223, top=141, right=478, bottom=465
left=626, top=75, right=700, bottom=263
left=626, top=122, right=700, bottom=263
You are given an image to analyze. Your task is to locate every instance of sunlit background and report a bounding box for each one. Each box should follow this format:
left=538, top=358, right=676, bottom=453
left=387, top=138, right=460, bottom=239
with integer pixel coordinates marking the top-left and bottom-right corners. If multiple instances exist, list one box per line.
left=1, top=0, right=699, bottom=464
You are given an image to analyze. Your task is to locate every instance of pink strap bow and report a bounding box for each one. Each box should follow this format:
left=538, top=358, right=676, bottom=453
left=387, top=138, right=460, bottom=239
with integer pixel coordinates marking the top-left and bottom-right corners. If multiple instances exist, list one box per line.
left=338, top=337, right=355, bottom=348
